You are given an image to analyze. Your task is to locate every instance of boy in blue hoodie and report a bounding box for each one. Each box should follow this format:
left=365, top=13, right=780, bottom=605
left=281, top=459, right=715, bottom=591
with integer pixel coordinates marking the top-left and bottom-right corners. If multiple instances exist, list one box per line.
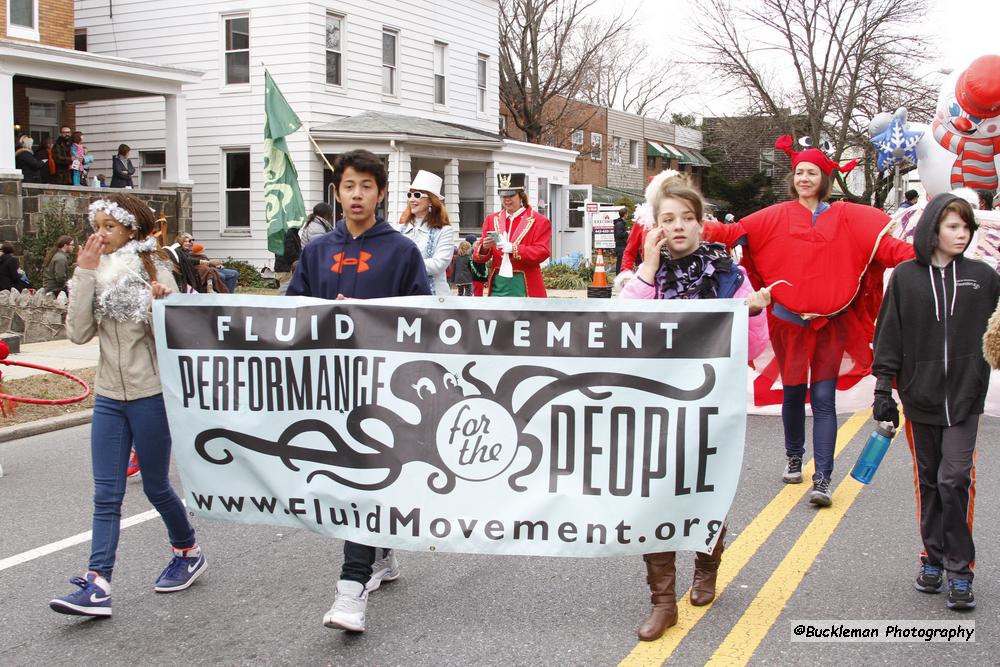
left=287, top=149, right=430, bottom=632
left=873, top=194, right=1000, bottom=611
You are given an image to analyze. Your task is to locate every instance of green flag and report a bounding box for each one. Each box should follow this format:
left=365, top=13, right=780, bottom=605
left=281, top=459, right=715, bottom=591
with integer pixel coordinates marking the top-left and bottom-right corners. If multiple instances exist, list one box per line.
left=263, top=70, right=306, bottom=256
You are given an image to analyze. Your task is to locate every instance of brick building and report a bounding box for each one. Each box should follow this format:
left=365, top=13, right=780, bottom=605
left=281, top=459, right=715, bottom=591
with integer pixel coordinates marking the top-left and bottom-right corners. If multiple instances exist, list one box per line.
left=702, top=114, right=810, bottom=201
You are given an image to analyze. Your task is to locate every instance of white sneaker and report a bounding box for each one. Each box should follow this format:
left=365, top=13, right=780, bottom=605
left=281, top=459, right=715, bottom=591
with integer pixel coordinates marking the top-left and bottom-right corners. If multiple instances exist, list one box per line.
left=323, top=580, right=368, bottom=632
left=367, top=550, right=400, bottom=591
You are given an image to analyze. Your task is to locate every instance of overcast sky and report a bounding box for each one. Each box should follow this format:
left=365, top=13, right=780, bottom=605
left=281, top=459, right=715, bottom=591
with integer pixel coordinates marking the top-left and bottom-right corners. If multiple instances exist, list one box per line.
left=590, top=0, right=1000, bottom=117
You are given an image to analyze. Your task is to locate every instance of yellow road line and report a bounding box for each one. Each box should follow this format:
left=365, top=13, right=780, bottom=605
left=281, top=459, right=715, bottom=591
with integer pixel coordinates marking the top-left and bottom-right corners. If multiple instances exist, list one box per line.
left=619, top=410, right=870, bottom=667
left=705, top=416, right=906, bottom=666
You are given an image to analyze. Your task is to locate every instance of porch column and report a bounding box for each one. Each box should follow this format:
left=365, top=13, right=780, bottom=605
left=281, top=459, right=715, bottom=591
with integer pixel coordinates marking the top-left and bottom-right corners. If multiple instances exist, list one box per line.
left=162, top=92, right=192, bottom=185
left=387, top=145, right=411, bottom=223
left=485, top=162, right=498, bottom=215
left=444, top=158, right=460, bottom=226
left=0, top=70, right=21, bottom=177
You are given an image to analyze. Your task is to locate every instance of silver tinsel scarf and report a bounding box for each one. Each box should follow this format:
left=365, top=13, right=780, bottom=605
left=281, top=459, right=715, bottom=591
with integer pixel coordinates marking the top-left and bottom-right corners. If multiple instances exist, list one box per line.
left=90, top=238, right=161, bottom=323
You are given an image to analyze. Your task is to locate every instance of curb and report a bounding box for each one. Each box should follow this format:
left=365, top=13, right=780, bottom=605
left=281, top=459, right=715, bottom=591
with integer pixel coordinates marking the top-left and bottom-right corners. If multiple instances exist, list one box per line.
left=0, top=409, right=93, bottom=443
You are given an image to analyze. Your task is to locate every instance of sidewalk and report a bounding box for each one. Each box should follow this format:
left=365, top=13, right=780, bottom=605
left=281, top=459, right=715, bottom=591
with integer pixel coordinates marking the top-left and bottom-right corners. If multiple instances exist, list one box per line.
left=2, top=338, right=99, bottom=380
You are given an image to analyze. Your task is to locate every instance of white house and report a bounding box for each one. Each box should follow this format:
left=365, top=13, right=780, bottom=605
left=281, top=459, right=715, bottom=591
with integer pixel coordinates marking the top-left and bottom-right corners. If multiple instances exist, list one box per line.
left=73, top=0, right=575, bottom=266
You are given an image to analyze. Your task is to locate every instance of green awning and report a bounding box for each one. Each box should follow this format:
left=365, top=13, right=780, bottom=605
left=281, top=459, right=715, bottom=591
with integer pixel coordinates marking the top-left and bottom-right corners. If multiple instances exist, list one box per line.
left=686, top=148, right=712, bottom=167
left=673, top=147, right=696, bottom=165
left=646, top=141, right=669, bottom=158
left=660, top=143, right=685, bottom=160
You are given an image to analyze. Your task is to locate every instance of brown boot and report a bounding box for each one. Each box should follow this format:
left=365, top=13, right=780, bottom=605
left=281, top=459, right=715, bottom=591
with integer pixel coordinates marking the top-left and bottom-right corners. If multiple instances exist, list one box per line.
left=637, top=552, right=677, bottom=641
left=690, top=526, right=727, bottom=606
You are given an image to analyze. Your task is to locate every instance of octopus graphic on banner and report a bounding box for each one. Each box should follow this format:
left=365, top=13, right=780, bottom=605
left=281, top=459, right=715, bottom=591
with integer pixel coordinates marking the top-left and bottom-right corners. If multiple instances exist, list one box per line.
left=193, top=360, right=716, bottom=494
left=915, top=54, right=1000, bottom=197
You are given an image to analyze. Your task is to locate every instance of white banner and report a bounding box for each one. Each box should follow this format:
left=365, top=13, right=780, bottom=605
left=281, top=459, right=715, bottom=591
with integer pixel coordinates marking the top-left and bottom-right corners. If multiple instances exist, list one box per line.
left=153, top=295, right=748, bottom=556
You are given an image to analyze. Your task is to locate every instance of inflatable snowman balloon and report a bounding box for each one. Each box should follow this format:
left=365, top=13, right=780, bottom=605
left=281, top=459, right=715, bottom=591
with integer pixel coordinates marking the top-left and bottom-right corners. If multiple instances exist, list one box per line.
left=916, top=54, right=1000, bottom=198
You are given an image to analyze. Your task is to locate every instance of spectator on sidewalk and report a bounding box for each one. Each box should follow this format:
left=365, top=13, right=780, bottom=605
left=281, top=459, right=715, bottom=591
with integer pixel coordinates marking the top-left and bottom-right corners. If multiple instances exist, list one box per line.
left=15, top=135, right=46, bottom=184
left=34, top=136, right=56, bottom=184
left=453, top=240, right=474, bottom=296
left=0, top=242, right=21, bottom=291
left=42, top=236, right=76, bottom=295
left=190, top=242, right=238, bottom=293
left=110, top=144, right=136, bottom=188
left=52, top=127, right=74, bottom=186
left=70, top=131, right=93, bottom=187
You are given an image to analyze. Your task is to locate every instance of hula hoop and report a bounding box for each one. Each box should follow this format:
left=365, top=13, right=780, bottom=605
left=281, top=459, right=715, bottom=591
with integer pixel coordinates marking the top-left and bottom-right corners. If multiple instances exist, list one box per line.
left=0, top=360, right=91, bottom=405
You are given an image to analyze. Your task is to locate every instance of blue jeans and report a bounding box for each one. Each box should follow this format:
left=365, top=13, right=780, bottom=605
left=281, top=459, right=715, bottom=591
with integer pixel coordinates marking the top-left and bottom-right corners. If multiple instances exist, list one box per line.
left=782, top=379, right=837, bottom=481
left=89, top=394, right=195, bottom=579
left=217, top=267, right=238, bottom=293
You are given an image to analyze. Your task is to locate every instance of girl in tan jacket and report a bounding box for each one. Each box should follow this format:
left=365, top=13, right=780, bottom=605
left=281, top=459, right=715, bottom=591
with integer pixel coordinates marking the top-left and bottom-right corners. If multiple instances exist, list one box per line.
left=49, top=193, right=207, bottom=618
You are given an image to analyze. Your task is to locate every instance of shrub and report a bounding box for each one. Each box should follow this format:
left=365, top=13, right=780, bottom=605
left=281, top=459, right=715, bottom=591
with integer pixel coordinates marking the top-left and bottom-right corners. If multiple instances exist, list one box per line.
left=223, top=258, right=273, bottom=288
left=22, top=200, right=85, bottom=285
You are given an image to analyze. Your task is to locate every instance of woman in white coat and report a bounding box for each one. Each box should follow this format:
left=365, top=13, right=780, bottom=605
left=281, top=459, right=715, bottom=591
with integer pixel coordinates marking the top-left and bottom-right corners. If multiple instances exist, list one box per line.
left=394, top=170, right=454, bottom=295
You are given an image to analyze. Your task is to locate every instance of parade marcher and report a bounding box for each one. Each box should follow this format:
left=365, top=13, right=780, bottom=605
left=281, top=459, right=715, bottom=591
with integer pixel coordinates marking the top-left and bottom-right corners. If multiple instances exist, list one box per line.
left=393, top=170, right=455, bottom=296
left=472, top=173, right=551, bottom=297
left=15, top=134, right=46, bottom=183
left=619, top=172, right=770, bottom=640
left=42, top=235, right=76, bottom=295
left=900, top=189, right=919, bottom=209
left=49, top=194, right=207, bottom=618
left=873, top=194, right=999, bottom=611
left=613, top=206, right=629, bottom=274
left=286, top=150, right=430, bottom=633
left=702, top=135, right=914, bottom=507
left=110, top=144, right=136, bottom=188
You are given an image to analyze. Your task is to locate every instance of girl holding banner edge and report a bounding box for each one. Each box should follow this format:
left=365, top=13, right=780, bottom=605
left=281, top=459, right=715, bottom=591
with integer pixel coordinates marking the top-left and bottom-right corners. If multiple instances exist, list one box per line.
left=618, top=172, right=770, bottom=641
left=49, top=194, right=206, bottom=618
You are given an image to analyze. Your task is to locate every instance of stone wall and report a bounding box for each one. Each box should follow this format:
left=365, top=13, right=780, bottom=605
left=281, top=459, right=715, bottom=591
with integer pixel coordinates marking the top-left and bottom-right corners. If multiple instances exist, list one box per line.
left=20, top=183, right=182, bottom=241
left=0, top=288, right=68, bottom=343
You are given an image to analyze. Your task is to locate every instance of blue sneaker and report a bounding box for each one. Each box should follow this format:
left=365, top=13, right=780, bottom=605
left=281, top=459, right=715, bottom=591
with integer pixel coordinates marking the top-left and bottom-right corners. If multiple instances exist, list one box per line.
left=915, top=562, right=944, bottom=593
left=49, top=572, right=112, bottom=617
left=947, top=578, right=976, bottom=610
left=154, top=546, right=207, bottom=593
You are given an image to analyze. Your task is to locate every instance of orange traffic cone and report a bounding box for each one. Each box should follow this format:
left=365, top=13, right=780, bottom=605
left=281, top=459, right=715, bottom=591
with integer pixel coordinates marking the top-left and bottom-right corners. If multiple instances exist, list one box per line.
left=592, top=249, right=609, bottom=287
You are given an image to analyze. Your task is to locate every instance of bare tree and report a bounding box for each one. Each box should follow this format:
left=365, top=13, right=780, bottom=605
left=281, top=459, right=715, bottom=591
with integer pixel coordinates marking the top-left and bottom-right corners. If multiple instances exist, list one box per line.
left=499, top=0, right=633, bottom=143
left=692, top=0, right=936, bottom=202
left=577, top=37, right=692, bottom=120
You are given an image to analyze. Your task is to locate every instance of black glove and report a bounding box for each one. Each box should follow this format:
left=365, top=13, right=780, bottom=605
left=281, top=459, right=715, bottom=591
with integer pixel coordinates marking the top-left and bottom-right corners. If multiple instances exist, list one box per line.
left=872, top=377, right=899, bottom=427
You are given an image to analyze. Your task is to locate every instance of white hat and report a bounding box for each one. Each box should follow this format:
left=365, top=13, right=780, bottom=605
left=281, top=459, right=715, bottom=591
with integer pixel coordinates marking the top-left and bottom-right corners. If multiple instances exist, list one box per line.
left=408, top=170, right=444, bottom=200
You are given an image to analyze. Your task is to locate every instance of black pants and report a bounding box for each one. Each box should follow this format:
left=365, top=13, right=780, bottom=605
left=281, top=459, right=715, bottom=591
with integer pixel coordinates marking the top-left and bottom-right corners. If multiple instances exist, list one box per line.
left=614, top=245, right=625, bottom=274
left=341, top=541, right=390, bottom=585
left=907, top=415, right=979, bottom=580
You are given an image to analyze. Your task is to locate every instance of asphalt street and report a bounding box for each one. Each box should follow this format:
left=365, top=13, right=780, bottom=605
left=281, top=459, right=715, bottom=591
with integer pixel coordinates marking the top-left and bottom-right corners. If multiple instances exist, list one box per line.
left=0, top=414, right=994, bottom=666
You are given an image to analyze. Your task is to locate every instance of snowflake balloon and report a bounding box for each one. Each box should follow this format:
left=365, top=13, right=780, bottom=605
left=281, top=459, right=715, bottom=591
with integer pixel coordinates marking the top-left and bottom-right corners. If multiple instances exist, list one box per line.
left=871, top=111, right=924, bottom=172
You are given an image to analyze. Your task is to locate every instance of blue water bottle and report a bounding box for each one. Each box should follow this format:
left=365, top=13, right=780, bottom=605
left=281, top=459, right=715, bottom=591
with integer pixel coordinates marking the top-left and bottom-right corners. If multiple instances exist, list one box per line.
left=850, top=422, right=896, bottom=484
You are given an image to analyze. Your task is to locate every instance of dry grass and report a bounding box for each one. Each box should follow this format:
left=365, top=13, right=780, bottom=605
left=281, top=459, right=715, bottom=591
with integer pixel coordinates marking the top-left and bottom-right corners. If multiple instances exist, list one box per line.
left=0, top=367, right=96, bottom=426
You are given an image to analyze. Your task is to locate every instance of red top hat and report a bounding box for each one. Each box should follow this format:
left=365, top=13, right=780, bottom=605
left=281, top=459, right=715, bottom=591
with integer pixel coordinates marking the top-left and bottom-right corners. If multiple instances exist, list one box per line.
left=775, top=135, right=857, bottom=175
left=956, top=55, right=1000, bottom=119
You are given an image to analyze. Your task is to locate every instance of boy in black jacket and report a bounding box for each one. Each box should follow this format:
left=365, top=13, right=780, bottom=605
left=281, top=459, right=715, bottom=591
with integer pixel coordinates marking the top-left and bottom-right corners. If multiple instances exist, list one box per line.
left=873, top=193, right=1000, bottom=611
left=287, top=150, right=430, bottom=632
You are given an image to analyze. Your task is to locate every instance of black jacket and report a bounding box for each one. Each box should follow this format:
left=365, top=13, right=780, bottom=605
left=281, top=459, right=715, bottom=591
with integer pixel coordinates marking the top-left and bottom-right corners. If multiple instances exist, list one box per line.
left=873, top=194, right=1000, bottom=425
left=0, top=253, right=19, bottom=291
left=613, top=217, right=628, bottom=247
left=15, top=148, right=44, bottom=183
left=111, top=156, right=135, bottom=188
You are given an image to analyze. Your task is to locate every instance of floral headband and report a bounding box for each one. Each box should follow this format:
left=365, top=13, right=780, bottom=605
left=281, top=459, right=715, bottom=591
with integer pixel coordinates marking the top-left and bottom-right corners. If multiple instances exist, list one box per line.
left=88, top=199, right=138, bottom=231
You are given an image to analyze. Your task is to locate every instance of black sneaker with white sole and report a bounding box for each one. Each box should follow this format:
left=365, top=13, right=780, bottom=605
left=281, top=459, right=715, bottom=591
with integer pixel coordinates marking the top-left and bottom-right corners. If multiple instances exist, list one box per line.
left=808, top=476, right=832, bottom=506
left=783, top=456, right=803, bottom=484
left=914, top=562, right=944, bottom=593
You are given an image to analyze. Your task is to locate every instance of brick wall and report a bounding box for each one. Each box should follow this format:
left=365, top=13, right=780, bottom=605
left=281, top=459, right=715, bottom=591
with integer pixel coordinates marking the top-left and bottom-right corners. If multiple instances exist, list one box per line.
left=1, top=0, right=75, bottom=48
left=501, top=98, right=608, bottom=187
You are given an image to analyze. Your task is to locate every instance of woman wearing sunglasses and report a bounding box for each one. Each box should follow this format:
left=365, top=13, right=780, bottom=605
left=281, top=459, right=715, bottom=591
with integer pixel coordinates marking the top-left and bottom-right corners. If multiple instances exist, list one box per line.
left=394, top=170, right=454, bottom=296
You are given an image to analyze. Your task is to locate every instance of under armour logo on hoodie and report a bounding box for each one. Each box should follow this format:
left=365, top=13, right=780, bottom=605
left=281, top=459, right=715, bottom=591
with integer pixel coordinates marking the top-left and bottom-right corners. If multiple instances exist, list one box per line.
left=330, top=251, right=372, bottom=274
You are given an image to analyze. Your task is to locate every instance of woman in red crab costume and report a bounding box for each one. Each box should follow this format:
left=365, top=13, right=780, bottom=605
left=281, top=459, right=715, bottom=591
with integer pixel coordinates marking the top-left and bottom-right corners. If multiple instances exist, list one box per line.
left=702, top=135, right=915, bottom=506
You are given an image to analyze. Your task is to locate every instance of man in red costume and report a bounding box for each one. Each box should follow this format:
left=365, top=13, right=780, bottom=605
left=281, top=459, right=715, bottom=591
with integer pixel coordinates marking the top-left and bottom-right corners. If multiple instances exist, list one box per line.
left=703, top=135, right=915, bottom=507
left=473, top=173, right=551, bottom=297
